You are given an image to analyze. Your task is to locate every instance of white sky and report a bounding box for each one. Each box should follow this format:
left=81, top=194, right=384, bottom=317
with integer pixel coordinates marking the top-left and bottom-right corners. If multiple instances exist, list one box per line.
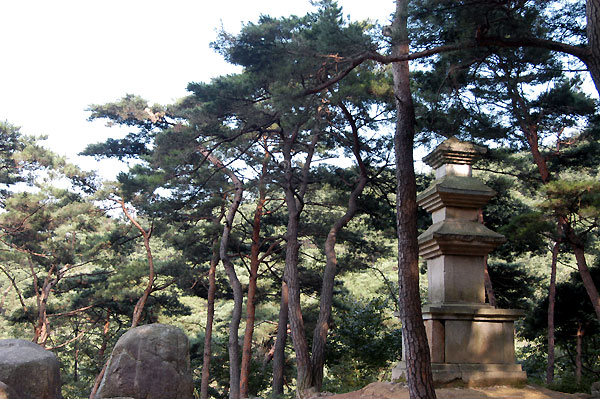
left=0, top=1, right=395, bottom=178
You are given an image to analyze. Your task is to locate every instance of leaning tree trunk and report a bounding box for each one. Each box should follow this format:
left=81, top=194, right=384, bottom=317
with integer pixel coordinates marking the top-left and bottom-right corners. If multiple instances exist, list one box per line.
left=310, top=103, right=368, bottom=391
left=272, top=281, right=289, bottom=396
left=240, top=154, right=269, bottom=398
left=34, top=278, right=53, bottom=346
left=569, top=233, right=600, bottom=321
left=220, top=181, right=244, bottom=399
left=199, top=146, right=245, bottom=399
left=391, top=1, right=437, bottom=398
left=118, top=200, right=155, bottom=329
left=201, top=241, right=221, bottom=399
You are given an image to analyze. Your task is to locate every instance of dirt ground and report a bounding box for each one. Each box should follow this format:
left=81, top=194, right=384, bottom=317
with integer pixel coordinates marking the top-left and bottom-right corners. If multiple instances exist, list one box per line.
left=325, top=382, right=593, bottom=399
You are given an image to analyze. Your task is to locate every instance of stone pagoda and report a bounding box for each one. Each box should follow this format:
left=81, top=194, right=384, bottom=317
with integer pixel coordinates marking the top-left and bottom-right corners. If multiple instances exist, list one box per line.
left=393, top=137, right=527, bottom=386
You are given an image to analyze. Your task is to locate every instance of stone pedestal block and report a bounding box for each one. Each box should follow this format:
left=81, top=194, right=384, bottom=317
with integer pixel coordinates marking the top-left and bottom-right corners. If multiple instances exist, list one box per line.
left=427, top=255, right=485, bottom=304
left=422, top=305, right=524, bottom=365
left=392, top=362, right=527, bottom=387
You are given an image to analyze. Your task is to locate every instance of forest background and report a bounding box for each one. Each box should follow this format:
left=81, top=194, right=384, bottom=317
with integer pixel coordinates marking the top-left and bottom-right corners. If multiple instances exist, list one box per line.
left=1, top=1, right=600, bottom=399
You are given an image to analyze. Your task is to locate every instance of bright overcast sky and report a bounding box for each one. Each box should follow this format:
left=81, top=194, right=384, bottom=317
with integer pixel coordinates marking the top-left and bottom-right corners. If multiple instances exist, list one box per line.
left=0, top=1, right=395, bottom=177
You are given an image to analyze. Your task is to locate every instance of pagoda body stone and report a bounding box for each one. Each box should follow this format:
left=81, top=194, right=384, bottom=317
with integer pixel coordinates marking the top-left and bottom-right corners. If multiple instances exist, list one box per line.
left=393, top=137, right=527, bottom=387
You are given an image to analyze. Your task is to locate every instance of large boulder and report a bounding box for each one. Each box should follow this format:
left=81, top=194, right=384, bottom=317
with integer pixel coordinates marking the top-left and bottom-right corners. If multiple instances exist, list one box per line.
left=0, top=339, right=61, bottom=399
left=95, top=324, right=193, bottom=399
left=0, top=381, right=21, bottom=399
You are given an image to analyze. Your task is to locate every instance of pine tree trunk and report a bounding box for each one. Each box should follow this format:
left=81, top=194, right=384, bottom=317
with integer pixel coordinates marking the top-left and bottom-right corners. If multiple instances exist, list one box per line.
left=199, top=146, right=245, bottom=399
left=586, top=0, right=600, bottom=95
left=97, top=310, right=111, bottom=364
left=201, top=244, right=220, bottom=399
left=282, top=195, right=312, bottom=397
left=272, top=281, right=289, bottom=396
left=90, top=311, right=111, bottom=399
left=117, top=199, right=155, bottom=329
left=546, top=239, right=559, bottom=385
left=281, top=130, right=318, bottom=398
left=222, top=195, right=244, bottom=399
left=240, top=158, right=268, bottom=398
left=516, top=97, right=600, bottom=324
left=576, top=324, right=583, bottom=386
left=391, top=1, right=437, bottom=398
left=74, top=336, right=79, bottom=382
left=311, top=104, right=368, bottom=391
left=569, top=235, right=600, bottom=320
left=33, top=267, right=55, bottom=347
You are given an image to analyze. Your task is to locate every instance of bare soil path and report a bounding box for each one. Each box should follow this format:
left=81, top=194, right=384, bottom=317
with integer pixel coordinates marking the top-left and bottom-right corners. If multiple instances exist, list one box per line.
left=325, top=382, right=592, bottom=399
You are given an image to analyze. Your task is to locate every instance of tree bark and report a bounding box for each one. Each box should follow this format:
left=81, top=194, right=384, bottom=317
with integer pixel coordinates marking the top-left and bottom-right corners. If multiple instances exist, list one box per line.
left=89, top=363, right=108, bottom=399
left=199, top=145, right=245, bottom=399
left=201, top=240, right=221, bottom=399
left=391, top=1, right=437, bottom=398
left=89, top=311, right=111, bottom=399
left=272, top=281, right=289, bottom=396
left=546, top=239, right=560, bottom=385
left=281, top=129, right=319, bottom=398
left=569, top=233, right=600, bottom=320
left=32, top=264, right=56, bottom=347
left=576, top=324, right=584, bottom=386
left=586, top=0, right=600, bottom=95
left=118, top=200, right=155, bottom=329
left=310, top=103, right=369, bottom=391
left=240, top=152, right=269, bottom=398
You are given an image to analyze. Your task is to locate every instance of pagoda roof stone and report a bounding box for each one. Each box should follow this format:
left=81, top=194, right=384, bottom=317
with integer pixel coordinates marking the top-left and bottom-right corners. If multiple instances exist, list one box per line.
left=423, top=137, right=487, bottom=169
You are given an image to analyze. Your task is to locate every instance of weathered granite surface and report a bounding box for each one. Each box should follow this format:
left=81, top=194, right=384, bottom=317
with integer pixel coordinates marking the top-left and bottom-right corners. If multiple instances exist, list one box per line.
left=95, top=324, right=193, bottom=399
left=0, top=339, right=61, bottom=399
left=0, top=380, right=21, bottom=399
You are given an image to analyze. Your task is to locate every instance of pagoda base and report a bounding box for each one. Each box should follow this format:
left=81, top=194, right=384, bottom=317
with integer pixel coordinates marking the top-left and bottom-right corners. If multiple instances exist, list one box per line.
left=392, top=362, right=527, bottom=387
left=391, top=304, right=527, bottom=387
left=422, top=304, right=524, bottom=365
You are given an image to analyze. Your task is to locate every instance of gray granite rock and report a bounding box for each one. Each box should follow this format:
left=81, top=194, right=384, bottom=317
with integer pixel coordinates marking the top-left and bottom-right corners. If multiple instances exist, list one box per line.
left=0, top=339, right=61, bottom=399
left=96, top=324, right=193, bottom=399
left=0, top=381, right=21, bottom=399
